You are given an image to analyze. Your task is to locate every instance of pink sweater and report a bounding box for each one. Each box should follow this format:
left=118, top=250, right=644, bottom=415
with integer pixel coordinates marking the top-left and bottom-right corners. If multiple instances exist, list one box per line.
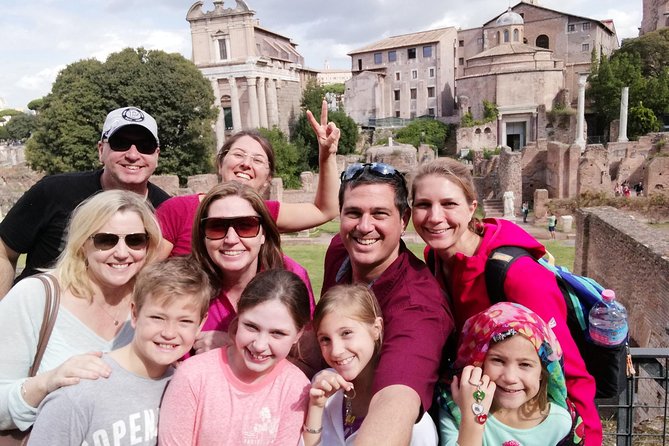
left=159, top=347, right=310, bottom=446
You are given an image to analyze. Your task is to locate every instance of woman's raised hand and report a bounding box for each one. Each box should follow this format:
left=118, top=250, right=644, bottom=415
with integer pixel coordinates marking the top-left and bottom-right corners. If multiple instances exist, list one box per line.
left=309, top=369, right=353, bottom=408
left=307, top=100, right=340, bottom=158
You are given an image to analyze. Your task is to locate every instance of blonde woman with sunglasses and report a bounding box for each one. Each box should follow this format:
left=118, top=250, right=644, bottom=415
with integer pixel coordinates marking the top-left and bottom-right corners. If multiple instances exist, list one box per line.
left=0, top=189, right=161, bottom=433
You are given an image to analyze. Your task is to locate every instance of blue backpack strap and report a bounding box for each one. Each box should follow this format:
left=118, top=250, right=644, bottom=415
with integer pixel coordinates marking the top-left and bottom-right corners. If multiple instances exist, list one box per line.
left=484, top=246, right=534, bottom=303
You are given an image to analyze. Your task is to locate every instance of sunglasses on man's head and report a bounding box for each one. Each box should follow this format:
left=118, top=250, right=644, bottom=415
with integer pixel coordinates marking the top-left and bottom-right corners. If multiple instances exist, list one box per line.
left=201, top=216, right=262, bottom=240
left=107, top=134, right=158, bottom=155
left=340, top=162, right=406, bottom=186
left=90, top=233, right=149, bottom=251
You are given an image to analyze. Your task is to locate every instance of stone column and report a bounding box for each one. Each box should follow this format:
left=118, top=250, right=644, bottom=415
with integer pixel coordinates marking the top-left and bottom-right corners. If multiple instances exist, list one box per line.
left=257, top=78, right=269, bottom=129
left=618, top=86, right=629, bottom=143
left=247, top=77, right=260, bottom=129
left=228, top=76, right=242, bottom=133
left=210, top=78, right=225, bottom=150
left=266, top=79, right=279, bottom=128
left=500, top=116, right=507, bottom=148
left=574, top=74, right=587, bottom=151
left=497, top=114, right=503, bottom=148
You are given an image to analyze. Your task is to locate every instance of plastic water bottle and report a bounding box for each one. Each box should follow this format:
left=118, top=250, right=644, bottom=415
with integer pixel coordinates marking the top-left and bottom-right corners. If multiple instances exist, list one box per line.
left=589, top=289, right=628, bottom=346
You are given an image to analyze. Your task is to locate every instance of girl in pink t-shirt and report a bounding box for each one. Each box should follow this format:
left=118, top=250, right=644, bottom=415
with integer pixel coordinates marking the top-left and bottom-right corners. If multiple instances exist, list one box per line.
left=158, top=269, right=312, bottom=446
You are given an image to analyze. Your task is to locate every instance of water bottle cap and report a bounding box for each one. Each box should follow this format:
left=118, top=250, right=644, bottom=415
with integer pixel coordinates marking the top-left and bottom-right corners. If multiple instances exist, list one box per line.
left=602, top=289, right=616, bottom=302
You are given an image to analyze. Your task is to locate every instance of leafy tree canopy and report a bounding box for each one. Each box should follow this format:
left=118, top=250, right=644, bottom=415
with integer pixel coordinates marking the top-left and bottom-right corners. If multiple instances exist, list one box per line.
left=257, top=127, right=306, bottom=189
left=628, top=102, right=661, bottom=138
left=587, top=51, right=656, bottom=139
left=4, top=113, right=37, bottom=141
left=0, top=109, right=23, bottom=117
left=394, top=118, right=449, bottom=153
left=293, top=79, right=358, bottom=169
left=26, top=48, right=217, bottom=183
left=616, top=28, right=669, bottom=77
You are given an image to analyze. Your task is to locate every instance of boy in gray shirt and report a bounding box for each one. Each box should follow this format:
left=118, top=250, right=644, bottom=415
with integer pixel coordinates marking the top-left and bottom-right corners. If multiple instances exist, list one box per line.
left=29, top=257, right=211, bottom=446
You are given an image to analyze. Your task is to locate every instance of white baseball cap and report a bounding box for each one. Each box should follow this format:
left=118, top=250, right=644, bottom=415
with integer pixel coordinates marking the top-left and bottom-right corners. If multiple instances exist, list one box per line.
left=100, top=107, right=159, bottom=145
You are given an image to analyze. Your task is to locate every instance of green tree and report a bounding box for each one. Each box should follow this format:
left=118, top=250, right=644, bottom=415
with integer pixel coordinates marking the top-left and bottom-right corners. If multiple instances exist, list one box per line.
left=394, top=119, right=449, bottom=153
left=293, top=80, right=358, bottom=169
left=26, top=48, right=217, bottom=183
left=628, top=102, right=661, bottom=139
left=4, top=113, right=37, bottom=141
left=616, top=28, right=669, bottom=77
left=258, top=127, right=305, bottom=189
left=587, top=53, right=647, bottom=138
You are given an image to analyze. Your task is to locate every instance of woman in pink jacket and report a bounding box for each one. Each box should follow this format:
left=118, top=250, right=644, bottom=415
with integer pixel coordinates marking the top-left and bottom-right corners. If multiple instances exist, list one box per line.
left=410, top=158, right=601, bottom=445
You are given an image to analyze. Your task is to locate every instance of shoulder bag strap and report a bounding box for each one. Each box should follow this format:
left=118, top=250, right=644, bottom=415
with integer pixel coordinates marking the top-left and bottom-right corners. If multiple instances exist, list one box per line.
left=28, top=274, right=61, bottom=377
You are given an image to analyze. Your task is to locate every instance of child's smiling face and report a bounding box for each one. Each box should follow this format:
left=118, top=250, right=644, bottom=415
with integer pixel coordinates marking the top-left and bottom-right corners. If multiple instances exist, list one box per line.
left=483, top=335, right=543, bottom=414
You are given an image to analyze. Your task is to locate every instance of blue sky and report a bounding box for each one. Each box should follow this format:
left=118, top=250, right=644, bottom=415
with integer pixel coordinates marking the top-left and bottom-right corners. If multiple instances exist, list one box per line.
left=0, top=0, right=642, bottom=111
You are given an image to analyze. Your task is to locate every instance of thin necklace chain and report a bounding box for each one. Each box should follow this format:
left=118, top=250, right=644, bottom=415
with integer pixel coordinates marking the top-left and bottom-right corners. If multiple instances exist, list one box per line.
left=96, top=299, right=125, bottom=326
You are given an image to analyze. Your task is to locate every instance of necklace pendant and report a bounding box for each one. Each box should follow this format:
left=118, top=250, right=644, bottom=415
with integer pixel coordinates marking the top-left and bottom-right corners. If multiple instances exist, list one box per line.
left=345, top=413, right=356, bottom=425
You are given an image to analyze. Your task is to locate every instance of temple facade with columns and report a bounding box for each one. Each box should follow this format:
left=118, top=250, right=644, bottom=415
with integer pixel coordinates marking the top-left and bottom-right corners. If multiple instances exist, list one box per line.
left=186, top=0, right=316, bottom=149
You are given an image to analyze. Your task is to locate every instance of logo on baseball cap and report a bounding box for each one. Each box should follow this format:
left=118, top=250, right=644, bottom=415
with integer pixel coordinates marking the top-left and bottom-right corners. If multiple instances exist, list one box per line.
left=101, top=107, right=159, bottom=145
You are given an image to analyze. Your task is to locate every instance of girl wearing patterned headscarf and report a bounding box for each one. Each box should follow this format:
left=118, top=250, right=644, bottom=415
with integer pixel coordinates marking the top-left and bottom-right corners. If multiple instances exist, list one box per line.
left=438, top=302, right=584, bottom=446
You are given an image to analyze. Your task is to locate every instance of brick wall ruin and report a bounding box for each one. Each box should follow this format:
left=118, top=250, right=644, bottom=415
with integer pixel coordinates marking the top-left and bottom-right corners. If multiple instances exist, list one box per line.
left=574, top=207, right=669, bottom=422
left=574, top=207, right=669, bottom=349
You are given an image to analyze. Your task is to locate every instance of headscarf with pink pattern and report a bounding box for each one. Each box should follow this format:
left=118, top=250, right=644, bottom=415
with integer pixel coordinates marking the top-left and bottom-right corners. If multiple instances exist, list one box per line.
left=454, top=301, right=567, bottom=409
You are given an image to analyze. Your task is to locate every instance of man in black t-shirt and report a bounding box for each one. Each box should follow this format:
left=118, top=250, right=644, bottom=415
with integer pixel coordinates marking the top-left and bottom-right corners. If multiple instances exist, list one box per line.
left=0, top=107, right=170, bottom=296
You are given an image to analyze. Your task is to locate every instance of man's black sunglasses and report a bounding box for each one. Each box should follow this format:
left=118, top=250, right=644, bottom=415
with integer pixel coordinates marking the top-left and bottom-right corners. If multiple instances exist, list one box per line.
left=108, top=134, right=158, bottom=155
left=340, top=163, right=406, bottom=186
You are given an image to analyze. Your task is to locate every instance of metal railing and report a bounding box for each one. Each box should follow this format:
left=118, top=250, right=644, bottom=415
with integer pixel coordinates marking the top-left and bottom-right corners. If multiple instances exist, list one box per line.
left=598, top=348, right=669, bottom=446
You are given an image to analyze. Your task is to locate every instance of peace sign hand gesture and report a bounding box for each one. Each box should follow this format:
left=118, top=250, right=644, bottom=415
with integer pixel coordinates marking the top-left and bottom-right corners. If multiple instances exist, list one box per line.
left=307, top=99, right=340, bottom=158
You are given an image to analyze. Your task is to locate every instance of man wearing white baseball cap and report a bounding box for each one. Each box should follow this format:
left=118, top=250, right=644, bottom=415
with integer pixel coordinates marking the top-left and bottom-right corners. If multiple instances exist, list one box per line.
left=0, top=106, right=170, bottom=296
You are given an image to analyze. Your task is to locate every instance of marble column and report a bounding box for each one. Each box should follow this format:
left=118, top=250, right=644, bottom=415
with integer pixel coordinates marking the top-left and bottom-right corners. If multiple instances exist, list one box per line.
left=574, top=74, right=587, bottom=151
left=210, top=78, right=225, bottom=150
left=497, top=114, right=503, bottom=148
left=266, top=79, right=279, bottom=128
left=247, top=77, right=260, bottom=129
left=228, top=76, right=242, bottom=133
left=618, top=86, right=629, bottom=143
left=257, top=78, right=269, bottom=129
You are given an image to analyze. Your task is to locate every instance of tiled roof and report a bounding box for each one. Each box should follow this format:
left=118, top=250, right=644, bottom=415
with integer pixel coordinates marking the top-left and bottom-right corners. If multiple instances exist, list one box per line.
left=348, top=27, right=454, bottom=55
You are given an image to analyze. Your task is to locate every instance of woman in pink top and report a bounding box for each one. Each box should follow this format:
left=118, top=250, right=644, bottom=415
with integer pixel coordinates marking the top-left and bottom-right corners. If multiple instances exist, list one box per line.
left=158, top=269, right=311, bottom=446
left=189, top=181, right=315, bottom=358
left=410, top=158, right=601, bottom=445
left=156, top=101, right=340, bottom=258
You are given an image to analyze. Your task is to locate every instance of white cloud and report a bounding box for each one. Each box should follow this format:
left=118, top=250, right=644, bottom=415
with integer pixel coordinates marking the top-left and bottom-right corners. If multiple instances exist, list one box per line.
left=16, top=65, right=65, bottom=91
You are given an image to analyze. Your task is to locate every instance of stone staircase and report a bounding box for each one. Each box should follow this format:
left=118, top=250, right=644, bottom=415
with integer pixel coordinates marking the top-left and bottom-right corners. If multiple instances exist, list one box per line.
left=482, top=198, right=504, bottom=218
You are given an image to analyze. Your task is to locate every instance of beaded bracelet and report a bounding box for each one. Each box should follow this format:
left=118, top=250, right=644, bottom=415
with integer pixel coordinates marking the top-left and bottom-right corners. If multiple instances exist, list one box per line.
left=302, top=424, right=323, bottom=434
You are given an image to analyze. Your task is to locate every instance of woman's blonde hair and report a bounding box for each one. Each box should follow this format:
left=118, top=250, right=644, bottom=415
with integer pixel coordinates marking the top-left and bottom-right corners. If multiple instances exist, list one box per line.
left=55, top=190, right=162, bottom=300
left=411, top=158, right=482, bottom=234
left=191, top=181, right=284, bottom=290
left=313, top=284, right=384, bottom=353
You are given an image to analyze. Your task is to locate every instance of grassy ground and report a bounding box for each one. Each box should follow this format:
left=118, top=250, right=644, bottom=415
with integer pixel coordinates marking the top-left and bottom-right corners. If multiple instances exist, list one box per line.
left=285, top=236, right=575, bottom=299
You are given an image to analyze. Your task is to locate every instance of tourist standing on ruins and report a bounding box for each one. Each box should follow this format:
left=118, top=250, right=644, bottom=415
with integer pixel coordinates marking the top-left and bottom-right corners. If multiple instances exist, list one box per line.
left=547, top=212, right=557, bottom=240
left=0, top=190, right=162, bottom=433
left=155, top=100, right=340, bottom=259
left=0, top=106, right=170, bottom=298
left=321, top=162, right=454, bottom=446
left=410, top=158, right=602, bottom=445
left=521, top=201, right=529, bottom=223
